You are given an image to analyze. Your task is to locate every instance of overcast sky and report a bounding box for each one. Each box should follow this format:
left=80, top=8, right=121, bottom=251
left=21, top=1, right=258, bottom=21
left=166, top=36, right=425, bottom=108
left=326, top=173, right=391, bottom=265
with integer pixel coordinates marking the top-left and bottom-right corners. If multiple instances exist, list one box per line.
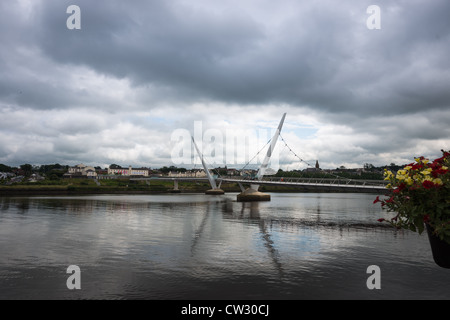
left=1, top=0, right=449, bottom=170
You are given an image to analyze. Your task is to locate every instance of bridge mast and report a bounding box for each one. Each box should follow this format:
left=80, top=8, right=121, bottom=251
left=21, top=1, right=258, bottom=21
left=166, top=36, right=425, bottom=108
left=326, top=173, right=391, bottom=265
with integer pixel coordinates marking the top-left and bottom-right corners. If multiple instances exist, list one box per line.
left=191, top=136, right=225, bottom=195
left=251, top=112, right=286, bottom=190
left=238, top=113, right=286, bottom=201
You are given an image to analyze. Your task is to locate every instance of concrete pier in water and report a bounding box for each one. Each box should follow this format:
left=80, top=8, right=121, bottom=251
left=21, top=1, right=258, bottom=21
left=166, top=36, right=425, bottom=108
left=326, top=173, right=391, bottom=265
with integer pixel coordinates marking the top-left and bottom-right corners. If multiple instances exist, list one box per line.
left=236, top=188, right=270, bottom=202
left=205, top=188, right=225, bottom=195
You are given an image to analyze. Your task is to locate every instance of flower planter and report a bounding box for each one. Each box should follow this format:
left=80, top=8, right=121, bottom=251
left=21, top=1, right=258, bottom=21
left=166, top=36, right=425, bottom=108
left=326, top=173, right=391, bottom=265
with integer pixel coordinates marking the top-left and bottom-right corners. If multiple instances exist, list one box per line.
left=375, top=150, right=450, bottom=268
left=426, top=224, right=450, bottom=268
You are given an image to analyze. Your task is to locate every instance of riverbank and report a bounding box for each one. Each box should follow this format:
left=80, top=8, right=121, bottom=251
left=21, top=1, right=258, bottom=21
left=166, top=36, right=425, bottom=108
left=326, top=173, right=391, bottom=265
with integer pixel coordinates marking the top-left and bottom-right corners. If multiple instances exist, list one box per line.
left=0, top=179, right=384, bottom=196
left=0, top=179, right=231, bottom=196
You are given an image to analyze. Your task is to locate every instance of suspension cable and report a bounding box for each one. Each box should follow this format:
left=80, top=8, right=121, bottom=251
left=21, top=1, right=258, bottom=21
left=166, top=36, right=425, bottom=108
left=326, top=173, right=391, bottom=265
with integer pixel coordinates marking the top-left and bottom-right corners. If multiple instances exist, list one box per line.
left=239, top=138, right=273, bottom=172
left=278, top=133, right=353, bottom=181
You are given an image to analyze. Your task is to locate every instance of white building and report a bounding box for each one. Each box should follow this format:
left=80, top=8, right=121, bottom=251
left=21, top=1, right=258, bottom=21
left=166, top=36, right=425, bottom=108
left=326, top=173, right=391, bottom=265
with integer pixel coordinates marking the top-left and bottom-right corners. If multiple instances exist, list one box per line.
left=168, top=170, right=207, bottom=178
left=65, top=164, right=98, bottom=178
left=107, top=165, right=149, bottom=177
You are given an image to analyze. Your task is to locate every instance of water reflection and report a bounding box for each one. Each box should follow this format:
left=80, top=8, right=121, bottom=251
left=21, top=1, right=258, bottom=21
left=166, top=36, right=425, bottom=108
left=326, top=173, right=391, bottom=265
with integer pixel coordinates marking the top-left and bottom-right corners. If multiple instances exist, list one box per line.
left=190, top=203, right=210, bottom=255
left=1, top=194, right=450, bottom=300
left=226, top=200, right=283, bottom=276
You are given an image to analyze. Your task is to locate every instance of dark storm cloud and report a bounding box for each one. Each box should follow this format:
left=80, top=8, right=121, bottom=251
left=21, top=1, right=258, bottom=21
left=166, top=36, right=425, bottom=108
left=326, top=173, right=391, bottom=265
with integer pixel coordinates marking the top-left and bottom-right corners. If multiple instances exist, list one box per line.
left=2, top=0, right=449, bottom=115
left=31, top=0, right=266, bottom=104
left=16, top=0, right=447, bottom=117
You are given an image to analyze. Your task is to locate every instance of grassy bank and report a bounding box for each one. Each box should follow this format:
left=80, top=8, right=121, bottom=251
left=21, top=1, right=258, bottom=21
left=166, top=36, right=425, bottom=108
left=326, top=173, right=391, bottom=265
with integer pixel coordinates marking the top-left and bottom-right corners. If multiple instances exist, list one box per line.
left=0, top=177, right=383, bottom=196
left=0, top=178, right=241, bottom=196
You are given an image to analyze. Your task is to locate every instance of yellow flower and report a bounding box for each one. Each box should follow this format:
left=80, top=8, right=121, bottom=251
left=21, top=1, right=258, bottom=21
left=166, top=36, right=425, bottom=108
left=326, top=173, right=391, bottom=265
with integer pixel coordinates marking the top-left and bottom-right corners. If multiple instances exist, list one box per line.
left=384, top=170, right=394, bottom=180
left=433, top=178, right=443, bottom=185
left=405, top=177, right=414, bottom=186
left=396, top=169, right=408, bottom=180
left=421, top=168, right=432, bottom=175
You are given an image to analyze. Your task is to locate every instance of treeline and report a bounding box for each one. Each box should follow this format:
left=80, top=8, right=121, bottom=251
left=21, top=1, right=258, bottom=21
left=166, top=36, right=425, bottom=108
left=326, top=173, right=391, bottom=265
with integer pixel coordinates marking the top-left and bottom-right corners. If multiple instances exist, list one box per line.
left=274, top=169, right=384, bottom=180
left=274, top=163, right=406, bottom=180
left=0, top=163, right=68, bottom=178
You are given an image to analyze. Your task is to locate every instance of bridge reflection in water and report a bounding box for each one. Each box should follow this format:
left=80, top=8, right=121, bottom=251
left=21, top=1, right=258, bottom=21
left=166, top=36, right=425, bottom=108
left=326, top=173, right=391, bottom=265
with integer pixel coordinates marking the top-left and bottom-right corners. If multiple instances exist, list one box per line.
left=188, top=195, right=396, bottom=283
left=1, top=193, right=444, bottom=300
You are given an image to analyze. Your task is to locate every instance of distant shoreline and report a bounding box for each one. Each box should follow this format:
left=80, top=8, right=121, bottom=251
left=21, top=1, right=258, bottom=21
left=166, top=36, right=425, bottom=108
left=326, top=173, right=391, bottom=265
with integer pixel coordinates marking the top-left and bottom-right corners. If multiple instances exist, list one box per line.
left=0, top=183, right=385, bottom=196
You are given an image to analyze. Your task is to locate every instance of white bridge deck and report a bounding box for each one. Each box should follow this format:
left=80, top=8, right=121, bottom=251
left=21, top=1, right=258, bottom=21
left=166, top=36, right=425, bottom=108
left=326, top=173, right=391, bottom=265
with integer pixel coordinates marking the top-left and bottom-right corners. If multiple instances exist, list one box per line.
left=131, top=176, right=388, bottom=192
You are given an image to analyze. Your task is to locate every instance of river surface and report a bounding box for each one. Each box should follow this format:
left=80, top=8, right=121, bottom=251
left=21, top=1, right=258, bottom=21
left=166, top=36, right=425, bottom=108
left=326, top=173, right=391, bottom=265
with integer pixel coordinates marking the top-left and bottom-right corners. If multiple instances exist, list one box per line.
left=0, top=193, right=449, bottom=300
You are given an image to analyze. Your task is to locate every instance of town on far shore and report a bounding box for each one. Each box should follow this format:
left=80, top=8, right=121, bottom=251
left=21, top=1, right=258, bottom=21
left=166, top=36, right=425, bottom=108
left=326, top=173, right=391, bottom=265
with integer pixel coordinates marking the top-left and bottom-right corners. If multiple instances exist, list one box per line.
left=0, top=161, right=405, bottom=185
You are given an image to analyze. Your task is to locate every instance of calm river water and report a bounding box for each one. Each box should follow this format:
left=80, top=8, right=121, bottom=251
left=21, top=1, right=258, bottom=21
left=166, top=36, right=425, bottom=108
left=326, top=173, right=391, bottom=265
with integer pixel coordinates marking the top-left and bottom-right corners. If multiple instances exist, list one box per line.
left=1, top=192, right=449, bottom=300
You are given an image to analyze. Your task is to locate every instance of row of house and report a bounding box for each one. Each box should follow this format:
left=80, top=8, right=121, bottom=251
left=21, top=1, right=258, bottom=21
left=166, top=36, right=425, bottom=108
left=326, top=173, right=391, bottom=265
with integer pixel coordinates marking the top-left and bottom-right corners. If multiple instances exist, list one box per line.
left=63, top=164, right=154, bottom=179
left=167, top=169, right=207, bottom=178
left=1, top=173, right=45, bottom=184
left=64, top=164, right=98, bottom=178
left=107, top=166, right=150, bottom=177
left=0, top=172, right=15, bottom=180
left=63, top=163, right=260, bottom=179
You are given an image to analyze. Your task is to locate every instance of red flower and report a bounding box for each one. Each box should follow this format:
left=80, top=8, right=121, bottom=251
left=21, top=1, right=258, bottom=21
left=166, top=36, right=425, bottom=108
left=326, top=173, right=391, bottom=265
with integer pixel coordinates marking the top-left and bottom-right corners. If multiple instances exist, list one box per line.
left=423, top=215, right=430, bottom=223
left=422, top=180, right=436, bottom=189
left=377, top=218, right=385, bottom=222
left=433, top=152, right=450, bottom=164
left=432, top=168, right=448, bottom=178
left=433, top=156, right=446, bottom=164
left=393, top=183, right=406, bottom=194
left=373, top=196, right=381, bottom=204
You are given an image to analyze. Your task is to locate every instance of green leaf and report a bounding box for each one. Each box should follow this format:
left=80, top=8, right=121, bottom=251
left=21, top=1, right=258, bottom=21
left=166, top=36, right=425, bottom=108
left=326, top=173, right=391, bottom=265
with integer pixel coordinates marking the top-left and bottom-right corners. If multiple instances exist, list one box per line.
left=417, top=222, right=424, bottom=234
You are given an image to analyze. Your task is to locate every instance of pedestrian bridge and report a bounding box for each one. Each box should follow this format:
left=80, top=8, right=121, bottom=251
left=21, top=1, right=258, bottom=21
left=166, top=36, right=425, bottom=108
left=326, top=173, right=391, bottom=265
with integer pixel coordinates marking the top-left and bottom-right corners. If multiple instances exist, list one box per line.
left=220, top=176, right=387, bottom=192
left=133, top=113, right=388, bottom=200
left=131, top=176, right=387, bottom=193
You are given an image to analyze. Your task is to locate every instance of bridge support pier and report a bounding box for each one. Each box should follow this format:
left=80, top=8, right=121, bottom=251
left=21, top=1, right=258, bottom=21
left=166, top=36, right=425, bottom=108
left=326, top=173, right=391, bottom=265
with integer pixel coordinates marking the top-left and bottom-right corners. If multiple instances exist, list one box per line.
left=205, top=188, right=225, bottom=195
left=237, top=187, right=270, bottom=202
left=170, top=180, right=181, bottom=193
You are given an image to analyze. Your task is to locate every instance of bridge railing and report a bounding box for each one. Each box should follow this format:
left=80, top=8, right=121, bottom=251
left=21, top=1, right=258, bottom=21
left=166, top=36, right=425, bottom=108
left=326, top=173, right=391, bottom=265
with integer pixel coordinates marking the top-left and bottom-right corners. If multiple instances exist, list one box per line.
left=220, top=176, right=388, bottom=187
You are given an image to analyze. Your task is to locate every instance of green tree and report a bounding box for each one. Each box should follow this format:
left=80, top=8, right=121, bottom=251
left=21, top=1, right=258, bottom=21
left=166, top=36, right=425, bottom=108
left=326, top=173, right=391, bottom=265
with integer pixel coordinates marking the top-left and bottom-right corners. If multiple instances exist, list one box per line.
left=20, top=164, right=33, bottom=176
left=364, top=163, right=375, bottom=170
left=0, top=164, right=13, bottom=172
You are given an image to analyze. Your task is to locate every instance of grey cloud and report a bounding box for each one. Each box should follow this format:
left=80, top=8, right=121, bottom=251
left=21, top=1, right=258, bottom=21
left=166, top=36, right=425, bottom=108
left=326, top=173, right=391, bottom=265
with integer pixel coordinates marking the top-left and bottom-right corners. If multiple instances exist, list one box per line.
left=4, top=0, right=450, bottom=115
left=1, top=0, right=449, bottom=167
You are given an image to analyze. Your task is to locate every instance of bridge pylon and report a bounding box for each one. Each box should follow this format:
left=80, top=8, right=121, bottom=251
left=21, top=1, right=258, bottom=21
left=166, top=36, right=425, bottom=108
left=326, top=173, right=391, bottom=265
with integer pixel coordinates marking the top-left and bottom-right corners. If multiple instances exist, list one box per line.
left=191, top=136, right=225, bottom=195
left=237, top=113, right=286, bottom=202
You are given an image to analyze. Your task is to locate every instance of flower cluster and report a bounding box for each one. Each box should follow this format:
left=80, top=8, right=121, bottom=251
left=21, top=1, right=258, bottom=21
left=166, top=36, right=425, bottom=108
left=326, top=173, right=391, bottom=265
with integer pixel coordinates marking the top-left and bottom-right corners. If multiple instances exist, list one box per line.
left=374, top=150, right=450, bottom=243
